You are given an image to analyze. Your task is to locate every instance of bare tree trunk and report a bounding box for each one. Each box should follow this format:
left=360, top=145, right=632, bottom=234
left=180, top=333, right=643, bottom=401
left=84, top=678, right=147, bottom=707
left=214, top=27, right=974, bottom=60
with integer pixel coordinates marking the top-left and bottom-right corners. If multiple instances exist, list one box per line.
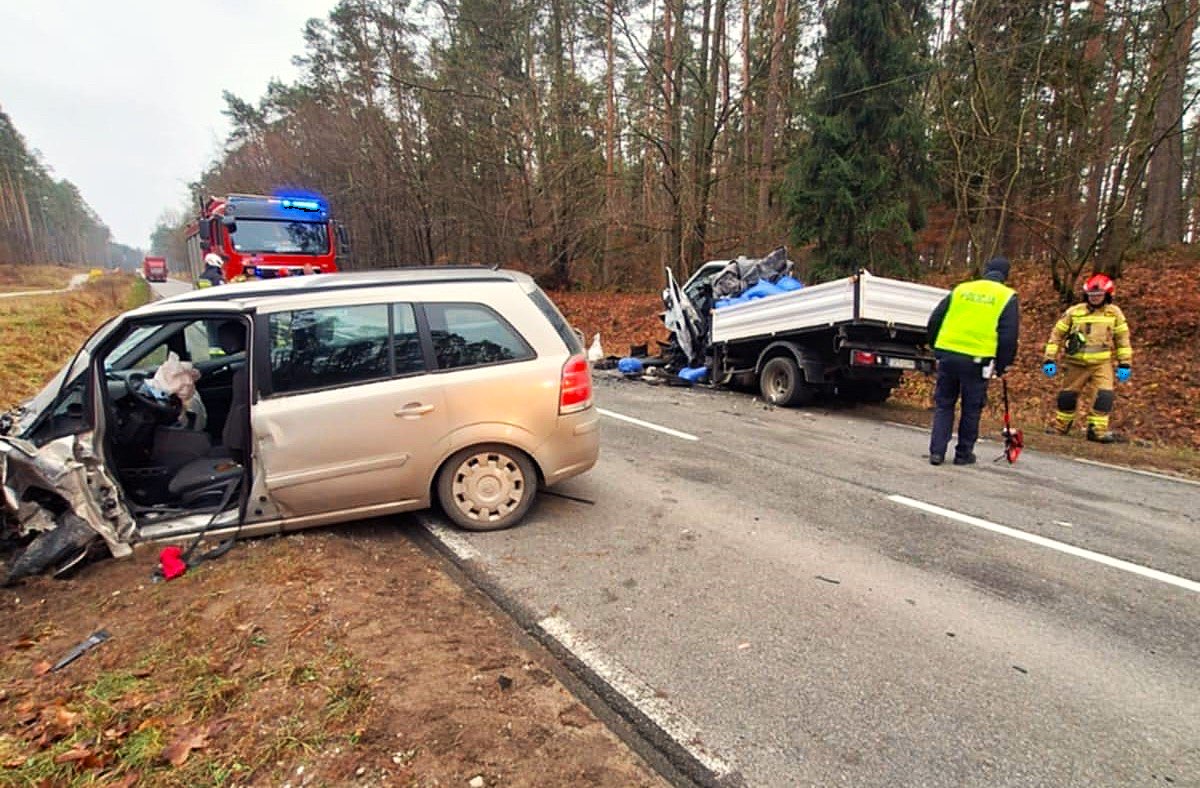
left=1099, top=0, right=1194, bottom=271
left=661, top=0, right=686, bottom=273
left=1079, top=0, right=1121, bottom=258
left=603, top=0, right=617, bottom=286
left=742, top=0, right=753, bottom=215
left=1187, top=112, right=1200, bottom=239
left=756, top=0, right=787, bottom=231
left=687, top=0, right=727, bottom=267
left=1143, top=0, right=1198, bottom=247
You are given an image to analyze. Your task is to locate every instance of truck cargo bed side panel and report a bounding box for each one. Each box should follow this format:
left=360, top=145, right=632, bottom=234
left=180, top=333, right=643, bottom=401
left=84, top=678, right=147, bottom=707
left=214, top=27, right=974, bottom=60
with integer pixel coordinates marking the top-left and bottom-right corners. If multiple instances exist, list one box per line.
left=710, top=279, right=855, bottom=343
left=858, top=277, right=948, bottom=330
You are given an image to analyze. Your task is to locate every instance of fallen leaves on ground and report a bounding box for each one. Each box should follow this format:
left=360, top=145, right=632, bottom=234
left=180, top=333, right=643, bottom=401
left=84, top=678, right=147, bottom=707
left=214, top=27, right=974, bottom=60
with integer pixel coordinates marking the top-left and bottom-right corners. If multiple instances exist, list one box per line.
left=160, top=727, right=208, bottom=767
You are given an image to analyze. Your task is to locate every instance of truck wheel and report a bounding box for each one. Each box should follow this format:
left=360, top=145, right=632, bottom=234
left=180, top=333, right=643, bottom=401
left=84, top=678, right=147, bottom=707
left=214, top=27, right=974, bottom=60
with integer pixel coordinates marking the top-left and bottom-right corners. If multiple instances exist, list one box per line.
left=760, top=356, right=814, bottom=407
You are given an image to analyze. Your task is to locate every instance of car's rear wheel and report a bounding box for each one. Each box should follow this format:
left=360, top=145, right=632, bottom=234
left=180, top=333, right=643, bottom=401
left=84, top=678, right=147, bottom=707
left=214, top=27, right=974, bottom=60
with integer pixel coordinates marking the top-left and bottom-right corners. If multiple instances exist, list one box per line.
left=437, top=444, right=538, bottom=531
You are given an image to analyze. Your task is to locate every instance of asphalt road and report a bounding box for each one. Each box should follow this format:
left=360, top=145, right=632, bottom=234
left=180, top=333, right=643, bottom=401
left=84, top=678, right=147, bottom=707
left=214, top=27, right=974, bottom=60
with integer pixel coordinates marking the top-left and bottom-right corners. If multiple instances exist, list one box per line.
left=149, top=277, right=193, bottom=299
left=421, top=373, right=1200, bottom=787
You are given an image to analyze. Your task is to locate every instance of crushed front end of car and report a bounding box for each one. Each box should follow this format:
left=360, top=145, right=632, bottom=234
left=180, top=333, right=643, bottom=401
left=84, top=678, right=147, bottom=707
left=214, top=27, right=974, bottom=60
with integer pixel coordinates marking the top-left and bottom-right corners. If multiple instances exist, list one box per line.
left=1, top=423, right=136, bottom=586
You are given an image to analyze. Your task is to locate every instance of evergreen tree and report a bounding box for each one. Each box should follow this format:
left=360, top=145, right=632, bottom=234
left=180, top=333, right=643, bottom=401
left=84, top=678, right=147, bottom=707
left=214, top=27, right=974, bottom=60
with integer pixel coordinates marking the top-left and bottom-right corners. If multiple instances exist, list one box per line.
left=783, top=0, right=932, bottom=279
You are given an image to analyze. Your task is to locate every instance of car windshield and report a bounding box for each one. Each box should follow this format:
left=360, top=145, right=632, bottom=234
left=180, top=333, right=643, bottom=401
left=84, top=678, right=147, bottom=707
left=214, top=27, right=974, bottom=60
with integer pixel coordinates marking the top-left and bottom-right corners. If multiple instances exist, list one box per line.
left=13, top=315, right=122, bottom=436
left=231, top=219, right=329, bottom=255
left=103, top=325, right=160, bottom=370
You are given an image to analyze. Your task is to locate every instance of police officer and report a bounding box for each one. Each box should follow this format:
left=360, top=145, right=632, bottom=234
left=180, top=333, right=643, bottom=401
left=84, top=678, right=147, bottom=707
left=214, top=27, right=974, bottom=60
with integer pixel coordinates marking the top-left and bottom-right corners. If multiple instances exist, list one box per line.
left=925, top=257, right=1020, bottom=466
left=1042, top=273, right=1132, bottom=443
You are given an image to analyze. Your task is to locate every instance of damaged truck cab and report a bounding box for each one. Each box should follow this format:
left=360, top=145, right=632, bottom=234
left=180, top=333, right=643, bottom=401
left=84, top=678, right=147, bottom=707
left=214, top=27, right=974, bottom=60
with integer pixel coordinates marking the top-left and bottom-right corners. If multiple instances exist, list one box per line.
left=662, top=250, right=949, bottom=406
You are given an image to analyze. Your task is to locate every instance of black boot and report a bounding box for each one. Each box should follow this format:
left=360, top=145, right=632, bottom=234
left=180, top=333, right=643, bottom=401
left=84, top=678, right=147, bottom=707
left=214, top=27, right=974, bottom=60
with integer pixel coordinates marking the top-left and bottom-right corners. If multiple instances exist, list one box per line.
left=1087, top=426, right=1116, bottom=444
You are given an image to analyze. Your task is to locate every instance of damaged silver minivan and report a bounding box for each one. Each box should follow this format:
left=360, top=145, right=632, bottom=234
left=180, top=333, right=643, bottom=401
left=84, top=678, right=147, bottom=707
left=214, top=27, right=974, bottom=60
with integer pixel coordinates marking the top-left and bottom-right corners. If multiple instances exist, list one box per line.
left=0, top=268, right=598, bottom=584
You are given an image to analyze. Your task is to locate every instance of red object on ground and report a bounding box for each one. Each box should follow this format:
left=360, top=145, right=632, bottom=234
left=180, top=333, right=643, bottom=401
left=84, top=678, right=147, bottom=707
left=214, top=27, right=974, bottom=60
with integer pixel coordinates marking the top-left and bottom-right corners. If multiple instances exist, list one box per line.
left=1001, top=378, right=1024, bottom=464
left=159, top=546, right=187, bottom=580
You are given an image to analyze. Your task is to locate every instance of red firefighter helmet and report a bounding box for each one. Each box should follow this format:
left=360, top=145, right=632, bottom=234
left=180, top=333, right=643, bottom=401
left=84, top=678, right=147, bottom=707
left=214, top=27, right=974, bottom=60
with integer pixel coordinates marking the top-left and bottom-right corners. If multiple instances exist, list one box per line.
left=1083, top=273, right=1115, bottom=296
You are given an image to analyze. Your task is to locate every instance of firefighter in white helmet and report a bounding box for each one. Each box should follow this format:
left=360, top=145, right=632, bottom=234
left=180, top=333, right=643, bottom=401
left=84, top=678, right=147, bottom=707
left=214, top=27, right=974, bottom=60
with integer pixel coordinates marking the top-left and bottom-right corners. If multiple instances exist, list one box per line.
left=198, top=246, right=225, bottom=288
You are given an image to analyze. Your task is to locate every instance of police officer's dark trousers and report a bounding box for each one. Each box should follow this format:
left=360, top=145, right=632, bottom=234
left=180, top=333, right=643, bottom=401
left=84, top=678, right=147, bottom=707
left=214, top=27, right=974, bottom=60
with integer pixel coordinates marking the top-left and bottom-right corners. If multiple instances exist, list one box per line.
left=930, top=351, right=989, bottom=459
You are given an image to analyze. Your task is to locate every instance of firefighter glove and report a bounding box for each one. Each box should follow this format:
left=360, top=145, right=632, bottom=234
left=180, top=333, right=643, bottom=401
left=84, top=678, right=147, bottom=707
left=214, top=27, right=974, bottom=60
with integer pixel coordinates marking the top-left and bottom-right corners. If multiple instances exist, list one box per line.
left=1042, top=361, right=1057, bottom=378
left=1116, top=365, right=1131, bottom=383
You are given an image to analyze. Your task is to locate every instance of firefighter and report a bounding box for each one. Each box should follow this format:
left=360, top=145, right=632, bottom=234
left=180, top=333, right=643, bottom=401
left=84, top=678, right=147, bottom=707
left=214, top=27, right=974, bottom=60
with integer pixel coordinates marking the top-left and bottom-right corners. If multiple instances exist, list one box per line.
left=198, top=251, right=225, bottom=288
left=1042, top=273, right=1133, bottom=443
left=926, top=256, right=1020, bottom=466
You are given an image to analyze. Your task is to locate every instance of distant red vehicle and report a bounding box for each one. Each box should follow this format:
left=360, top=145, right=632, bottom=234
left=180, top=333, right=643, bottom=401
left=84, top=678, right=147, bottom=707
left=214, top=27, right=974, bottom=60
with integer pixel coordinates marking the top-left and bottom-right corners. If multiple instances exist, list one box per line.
left=142, top=256, right=168, bottom=282
left=184, top=193, right=347, bottom=285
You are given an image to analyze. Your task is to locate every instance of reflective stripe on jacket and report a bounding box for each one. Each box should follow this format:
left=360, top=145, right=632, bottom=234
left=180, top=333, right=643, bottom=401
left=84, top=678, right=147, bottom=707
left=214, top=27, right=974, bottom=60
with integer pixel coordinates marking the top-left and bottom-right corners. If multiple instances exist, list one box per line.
left=1044, top=303, right=1132, bottom=365
left=933, top=279, right=1017, bottom=359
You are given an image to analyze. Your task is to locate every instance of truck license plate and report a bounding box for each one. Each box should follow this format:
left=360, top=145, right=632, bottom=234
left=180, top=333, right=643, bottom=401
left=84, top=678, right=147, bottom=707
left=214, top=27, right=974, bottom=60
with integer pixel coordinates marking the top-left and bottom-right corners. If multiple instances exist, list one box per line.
left=886, top=357, right=916, bottom=369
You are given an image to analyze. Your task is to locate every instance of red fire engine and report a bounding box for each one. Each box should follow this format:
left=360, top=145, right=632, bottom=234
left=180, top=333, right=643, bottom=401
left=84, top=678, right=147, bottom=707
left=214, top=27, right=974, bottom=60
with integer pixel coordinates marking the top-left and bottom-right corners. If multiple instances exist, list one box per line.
left=184, top=193, right=347, bottom=285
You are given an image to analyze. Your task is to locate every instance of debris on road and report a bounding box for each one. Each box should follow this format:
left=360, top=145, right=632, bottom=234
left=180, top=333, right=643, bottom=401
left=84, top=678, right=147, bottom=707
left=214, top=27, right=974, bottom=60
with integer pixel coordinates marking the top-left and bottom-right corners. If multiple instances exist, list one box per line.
left=49, top=628, right=110, bottom=672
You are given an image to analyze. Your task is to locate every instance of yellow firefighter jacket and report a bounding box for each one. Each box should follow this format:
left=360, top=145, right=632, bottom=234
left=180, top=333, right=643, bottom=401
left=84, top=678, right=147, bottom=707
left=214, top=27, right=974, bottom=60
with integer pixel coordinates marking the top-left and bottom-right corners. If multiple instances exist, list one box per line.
left=1044, top=302, right=1133, bottom=366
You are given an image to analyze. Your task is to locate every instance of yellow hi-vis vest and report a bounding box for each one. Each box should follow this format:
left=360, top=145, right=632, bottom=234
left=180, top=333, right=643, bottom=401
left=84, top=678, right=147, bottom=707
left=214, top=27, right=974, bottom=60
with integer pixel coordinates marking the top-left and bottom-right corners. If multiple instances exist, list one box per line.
left=934, top=279, right=1016, bottom=359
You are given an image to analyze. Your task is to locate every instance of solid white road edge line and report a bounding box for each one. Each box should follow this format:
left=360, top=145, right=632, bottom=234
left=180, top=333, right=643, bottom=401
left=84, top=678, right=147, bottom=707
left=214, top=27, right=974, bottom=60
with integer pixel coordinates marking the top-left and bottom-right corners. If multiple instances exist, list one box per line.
left=598, top=408, right=700, bottom=441
left=1072, top=456, right=1200, bottom=487
left=537, top=614, right=733, bottom=779
left=888, top=494, right=1200, bottom=595
left=419, top=519, right=481, bottom=561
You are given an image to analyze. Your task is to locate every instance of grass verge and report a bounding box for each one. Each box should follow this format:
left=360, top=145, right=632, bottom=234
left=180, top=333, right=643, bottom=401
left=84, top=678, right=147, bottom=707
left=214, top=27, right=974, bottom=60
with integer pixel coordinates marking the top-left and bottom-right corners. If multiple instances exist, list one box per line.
left=0, top=274, right=149, bottom=410
left=0, top=265, right=83, bottom=293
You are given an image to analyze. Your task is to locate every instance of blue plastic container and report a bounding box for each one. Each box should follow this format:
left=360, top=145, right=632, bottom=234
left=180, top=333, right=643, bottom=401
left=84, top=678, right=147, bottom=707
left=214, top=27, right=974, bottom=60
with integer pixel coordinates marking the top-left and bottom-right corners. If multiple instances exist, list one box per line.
left=617, top=357, right=644, bottom=375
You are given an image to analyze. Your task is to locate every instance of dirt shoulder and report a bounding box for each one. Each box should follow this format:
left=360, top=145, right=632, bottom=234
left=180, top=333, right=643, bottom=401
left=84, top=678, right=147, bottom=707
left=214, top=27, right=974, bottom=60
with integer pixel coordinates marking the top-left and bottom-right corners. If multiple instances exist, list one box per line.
left=0, top=520, right=667, bottom=787
left=0, top=265, right=84, bottom=294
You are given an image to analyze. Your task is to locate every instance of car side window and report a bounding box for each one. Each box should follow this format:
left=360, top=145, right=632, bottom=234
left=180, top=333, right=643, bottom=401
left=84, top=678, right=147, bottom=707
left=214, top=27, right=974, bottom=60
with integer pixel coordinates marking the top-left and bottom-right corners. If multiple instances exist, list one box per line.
left=392, top=304, right=425, bottom=375
left=269, top=305, right=391, bottom=394
left=423, top=303, right=534, bottom=371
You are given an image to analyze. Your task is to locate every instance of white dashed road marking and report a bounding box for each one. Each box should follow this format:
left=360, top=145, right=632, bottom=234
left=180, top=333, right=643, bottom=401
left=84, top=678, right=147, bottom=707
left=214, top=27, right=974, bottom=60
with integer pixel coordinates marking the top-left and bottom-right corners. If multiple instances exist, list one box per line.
left=598, top=408, right=700, bottom=441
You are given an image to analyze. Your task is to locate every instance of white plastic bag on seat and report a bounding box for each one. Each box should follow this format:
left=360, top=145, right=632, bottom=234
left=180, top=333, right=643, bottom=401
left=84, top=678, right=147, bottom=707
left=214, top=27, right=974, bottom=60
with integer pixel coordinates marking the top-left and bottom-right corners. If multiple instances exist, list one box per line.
left=152, top=352, right=205, bottom=429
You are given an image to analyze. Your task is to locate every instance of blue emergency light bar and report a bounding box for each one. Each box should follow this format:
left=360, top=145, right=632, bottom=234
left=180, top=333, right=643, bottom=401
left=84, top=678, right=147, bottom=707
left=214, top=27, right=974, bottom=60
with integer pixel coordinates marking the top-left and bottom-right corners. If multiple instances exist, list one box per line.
left=280, top=198, right=322, bottom=212
left=225, top=193, right=330, bottom=222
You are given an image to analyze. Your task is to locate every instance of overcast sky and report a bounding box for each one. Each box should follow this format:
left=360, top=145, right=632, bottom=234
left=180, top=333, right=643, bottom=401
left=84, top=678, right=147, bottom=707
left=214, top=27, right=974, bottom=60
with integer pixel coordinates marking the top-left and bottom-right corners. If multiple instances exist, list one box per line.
left=0, top=0, right=338, bottom=249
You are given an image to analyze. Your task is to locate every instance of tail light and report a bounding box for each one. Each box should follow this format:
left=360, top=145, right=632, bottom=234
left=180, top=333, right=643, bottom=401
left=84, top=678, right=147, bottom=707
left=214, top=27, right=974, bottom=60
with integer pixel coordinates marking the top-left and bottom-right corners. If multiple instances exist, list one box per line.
left=852, top=351, right=876, bottom=366
left=560, top=354, right=593, bottom=414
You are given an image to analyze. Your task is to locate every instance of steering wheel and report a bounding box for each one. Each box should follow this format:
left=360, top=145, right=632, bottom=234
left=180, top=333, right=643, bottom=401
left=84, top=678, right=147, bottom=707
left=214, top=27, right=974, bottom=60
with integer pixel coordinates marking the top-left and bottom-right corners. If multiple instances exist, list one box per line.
left=124, top=372, right=182, bottom=422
